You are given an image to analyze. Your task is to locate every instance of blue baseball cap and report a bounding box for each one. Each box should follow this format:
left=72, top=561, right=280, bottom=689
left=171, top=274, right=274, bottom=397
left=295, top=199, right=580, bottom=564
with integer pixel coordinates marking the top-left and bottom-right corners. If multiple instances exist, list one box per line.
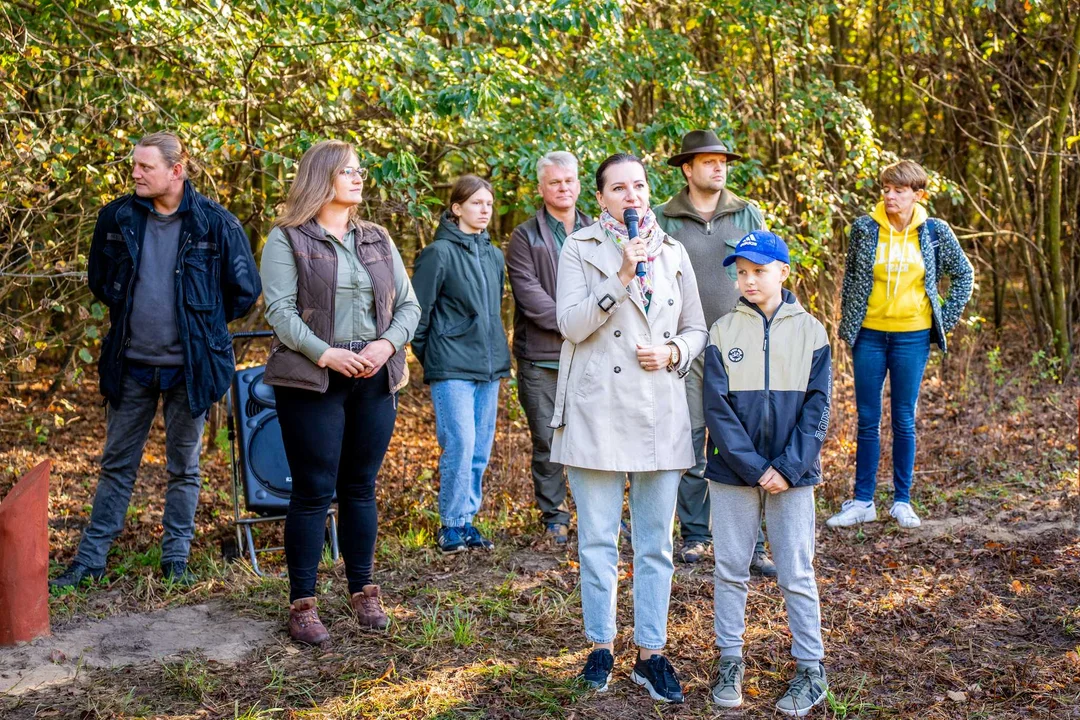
left=722, top=230, right=790, bottom=267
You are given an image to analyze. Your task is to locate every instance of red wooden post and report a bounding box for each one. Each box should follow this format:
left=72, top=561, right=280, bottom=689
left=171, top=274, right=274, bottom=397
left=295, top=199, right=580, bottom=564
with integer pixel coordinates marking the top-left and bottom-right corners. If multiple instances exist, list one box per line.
left=0, top=460, right=51, bottom=645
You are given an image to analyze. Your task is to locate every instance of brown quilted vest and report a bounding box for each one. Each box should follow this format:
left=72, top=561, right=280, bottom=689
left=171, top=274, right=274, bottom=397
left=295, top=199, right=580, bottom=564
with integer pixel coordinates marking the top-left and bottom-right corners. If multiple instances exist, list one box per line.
left=263, top=218, right=408, bottom=394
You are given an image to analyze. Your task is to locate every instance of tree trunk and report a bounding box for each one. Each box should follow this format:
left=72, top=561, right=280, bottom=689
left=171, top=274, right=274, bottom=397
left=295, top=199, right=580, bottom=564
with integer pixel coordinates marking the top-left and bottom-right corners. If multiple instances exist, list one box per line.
left=1045, top=10, right=1080, bottom=365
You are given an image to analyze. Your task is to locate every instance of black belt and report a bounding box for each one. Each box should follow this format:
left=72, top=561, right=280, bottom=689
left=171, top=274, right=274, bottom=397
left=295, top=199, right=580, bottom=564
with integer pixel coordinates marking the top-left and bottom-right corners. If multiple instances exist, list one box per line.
left=332, top=340, right=370, bottom=352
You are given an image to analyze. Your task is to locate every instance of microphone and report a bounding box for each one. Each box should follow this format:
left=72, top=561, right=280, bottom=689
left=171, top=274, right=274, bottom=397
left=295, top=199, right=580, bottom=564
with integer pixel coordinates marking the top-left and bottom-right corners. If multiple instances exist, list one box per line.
left=623, top=208, right=645, bottom=277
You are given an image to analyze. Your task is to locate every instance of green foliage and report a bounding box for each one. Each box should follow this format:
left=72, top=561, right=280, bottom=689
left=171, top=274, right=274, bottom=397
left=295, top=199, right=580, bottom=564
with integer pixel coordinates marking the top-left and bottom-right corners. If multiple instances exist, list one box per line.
left=0, top=0, right=894, bottom=381
left=4, top=0, right=1075, bottom=381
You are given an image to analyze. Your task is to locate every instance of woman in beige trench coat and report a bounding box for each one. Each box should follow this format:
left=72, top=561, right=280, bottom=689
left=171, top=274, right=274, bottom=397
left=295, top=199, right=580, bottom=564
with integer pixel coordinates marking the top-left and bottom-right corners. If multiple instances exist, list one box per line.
left=551, top=153, right=707, bottom=703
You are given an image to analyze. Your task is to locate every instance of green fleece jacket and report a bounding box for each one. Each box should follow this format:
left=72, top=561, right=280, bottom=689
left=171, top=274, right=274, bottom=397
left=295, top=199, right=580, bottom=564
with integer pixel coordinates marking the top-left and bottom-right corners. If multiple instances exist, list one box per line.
left=654, top=187, right=765, bottom=326
left=411, top=211, right=511, bottom=383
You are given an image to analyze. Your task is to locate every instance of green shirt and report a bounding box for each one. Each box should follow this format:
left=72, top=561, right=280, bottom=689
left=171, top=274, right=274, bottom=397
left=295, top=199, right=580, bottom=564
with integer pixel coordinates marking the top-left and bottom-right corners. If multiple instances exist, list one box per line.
left=261, top=224, right=420, bottom=365
left=545, top=210, right=582, bottom=251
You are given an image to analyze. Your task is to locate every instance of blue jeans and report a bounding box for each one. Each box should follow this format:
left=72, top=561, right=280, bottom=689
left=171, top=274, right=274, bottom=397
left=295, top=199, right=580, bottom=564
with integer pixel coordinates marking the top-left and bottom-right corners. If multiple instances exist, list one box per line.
left=568, top=467, right=681, bottom=649
left=431, top=379, right=501, bottom=528
left=852, top=328, right=931, bottom=505
left=75, top=369, right=205, bottom=569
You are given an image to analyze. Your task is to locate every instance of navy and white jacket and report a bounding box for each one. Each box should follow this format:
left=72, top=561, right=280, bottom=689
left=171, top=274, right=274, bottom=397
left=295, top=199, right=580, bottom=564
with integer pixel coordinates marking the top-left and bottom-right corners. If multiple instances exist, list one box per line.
left=703, top=289, right=831, bottom=488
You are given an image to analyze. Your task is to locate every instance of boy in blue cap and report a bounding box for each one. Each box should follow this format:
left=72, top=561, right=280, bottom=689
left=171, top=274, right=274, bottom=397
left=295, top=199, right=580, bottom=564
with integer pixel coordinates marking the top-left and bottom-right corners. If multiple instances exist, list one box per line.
left=701, top=230, right=831, bottom=716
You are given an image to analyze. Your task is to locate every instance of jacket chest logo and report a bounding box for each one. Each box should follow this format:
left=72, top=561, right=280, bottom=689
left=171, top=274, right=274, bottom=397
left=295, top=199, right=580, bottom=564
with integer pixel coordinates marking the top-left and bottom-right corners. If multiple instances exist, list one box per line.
left=728, top=347, right=744, bottom=363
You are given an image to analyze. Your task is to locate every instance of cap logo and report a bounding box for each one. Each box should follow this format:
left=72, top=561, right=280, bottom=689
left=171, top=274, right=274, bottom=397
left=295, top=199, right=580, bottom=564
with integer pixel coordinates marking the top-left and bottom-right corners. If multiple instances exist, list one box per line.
left=728, top=348, right=744, bottom=363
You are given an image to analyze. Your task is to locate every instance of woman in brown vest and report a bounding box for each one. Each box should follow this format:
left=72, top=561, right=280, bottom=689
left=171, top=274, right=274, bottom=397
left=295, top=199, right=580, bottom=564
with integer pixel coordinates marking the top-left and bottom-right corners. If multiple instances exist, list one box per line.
left=260, top=140, right=421, bottom=645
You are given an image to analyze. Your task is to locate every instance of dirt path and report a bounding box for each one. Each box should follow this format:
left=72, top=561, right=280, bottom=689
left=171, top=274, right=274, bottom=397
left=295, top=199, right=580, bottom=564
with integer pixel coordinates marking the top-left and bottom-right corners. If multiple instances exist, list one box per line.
left=0, top=600, right=276, bottom=697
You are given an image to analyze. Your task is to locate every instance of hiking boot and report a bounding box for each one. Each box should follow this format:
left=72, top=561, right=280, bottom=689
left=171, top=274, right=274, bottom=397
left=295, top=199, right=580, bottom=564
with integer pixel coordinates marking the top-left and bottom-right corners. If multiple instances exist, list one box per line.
left=890, top=501, right=922, bottom=529
left=630, top=654, right=684, bottom=704
left=825, top=499, right=877, bottom=528
left=580, top=648, right=614, bottom=691
left=49, top=562, right=105, bottom=590
left=161, top=560, right=196, bottom=586
left=350, top=584, right=389, bottom=630
left=288, top=597, right=330, bottom=645
left=463, top=523, right=494, bottom=551
left=677, top=540, right=709, bottom=564
left=775, top=662, right=828, bottom=717
left=438, top=526, right=468, bottom=554
left=710, top=656, right=746, bottom=708
left=545, top=523, right=569, bottom=546
left=750, top=550, right=778, bottom=577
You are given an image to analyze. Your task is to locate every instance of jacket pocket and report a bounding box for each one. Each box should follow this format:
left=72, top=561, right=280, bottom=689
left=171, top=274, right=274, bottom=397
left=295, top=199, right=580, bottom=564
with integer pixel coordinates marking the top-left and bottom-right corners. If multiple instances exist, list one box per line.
left=437, top=313, right=478, bottom=339
left=574, top=349, right=605, bottom=399
left=182, top=250, right=221, bottom=310
left=185, top=294, right=231, bottom=352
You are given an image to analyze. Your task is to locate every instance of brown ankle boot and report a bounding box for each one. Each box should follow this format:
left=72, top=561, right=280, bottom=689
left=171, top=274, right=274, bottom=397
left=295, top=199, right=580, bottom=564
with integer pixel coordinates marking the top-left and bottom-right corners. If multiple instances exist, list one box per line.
left=288, top=597, right=330, bottom=645
left=350, top=584, right=389, bottom=630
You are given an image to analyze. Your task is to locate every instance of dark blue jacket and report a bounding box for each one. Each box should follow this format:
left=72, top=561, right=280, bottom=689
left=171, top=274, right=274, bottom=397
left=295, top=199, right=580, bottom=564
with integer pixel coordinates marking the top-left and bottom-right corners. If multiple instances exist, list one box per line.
left=703, top=290, right=832, bottom=488
left=87, top=181, right=261, bottom=416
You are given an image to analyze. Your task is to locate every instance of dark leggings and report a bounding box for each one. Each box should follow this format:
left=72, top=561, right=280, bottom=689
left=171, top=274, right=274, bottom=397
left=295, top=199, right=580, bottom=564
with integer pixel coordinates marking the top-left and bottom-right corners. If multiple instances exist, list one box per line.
left=275, top=368, right=397, bottom=602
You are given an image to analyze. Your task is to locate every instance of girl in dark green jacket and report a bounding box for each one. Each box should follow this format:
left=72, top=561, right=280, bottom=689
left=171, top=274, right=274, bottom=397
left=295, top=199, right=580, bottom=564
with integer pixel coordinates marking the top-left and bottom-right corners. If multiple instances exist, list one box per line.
left=411, top=175, right=511, bottom=553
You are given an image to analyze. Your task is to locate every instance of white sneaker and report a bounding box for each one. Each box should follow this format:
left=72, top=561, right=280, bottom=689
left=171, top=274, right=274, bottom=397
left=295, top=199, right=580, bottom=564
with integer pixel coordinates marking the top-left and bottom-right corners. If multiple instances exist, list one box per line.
left=825, top=499, right=877, bottom=528
left=890, top=502, right=922, bottom=528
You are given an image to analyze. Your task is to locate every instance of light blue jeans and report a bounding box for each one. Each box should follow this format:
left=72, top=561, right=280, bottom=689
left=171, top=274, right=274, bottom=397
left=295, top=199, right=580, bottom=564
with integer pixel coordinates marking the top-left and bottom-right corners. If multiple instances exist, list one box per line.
left=567, top=466, right=681, bottom=650
left=431, top=379, right=501, bottom=528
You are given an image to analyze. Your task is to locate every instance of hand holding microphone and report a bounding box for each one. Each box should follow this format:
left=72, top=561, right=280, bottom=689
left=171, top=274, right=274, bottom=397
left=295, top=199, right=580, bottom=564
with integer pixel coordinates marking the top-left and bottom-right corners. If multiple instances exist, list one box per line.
left=617, top=208, right=648, bottom=286
left=624, top=208, right=646, bottom=278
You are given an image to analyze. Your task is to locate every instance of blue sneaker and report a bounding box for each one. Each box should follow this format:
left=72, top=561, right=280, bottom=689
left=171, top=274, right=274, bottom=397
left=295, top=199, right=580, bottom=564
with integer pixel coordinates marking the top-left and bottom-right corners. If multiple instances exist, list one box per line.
left=630, top=654, right=684, bottom=704
left=463, top=523, right=494, bottom=551
left=580, top=648, right=614, bottom=691
left=438, top=526, right=467, bottom=554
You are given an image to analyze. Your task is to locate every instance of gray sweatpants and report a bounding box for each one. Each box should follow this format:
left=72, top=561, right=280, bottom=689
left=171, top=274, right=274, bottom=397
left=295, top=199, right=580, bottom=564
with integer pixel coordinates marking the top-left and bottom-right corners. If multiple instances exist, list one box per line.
left=709, top=481, right=824, bottom=662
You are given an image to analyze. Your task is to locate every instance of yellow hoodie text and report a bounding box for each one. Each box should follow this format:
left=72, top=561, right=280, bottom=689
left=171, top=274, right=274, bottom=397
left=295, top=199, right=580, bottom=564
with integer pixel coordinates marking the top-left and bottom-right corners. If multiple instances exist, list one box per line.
left=861, top=201, right=933, bottom=333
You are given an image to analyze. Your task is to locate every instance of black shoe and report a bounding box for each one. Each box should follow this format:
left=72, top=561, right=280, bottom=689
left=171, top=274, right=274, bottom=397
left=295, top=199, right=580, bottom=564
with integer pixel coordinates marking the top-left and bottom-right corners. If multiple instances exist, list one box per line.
left=580, top=648, right=614, bottom=691
left=49, top=562, right=105, bottom=590
left=630, top=654, right=684, bottom=703
left=161, top=560, right=196, bottom=586
left=750, top=550, right=778, bottom=577
left=463, top=524, right=494, bottom=551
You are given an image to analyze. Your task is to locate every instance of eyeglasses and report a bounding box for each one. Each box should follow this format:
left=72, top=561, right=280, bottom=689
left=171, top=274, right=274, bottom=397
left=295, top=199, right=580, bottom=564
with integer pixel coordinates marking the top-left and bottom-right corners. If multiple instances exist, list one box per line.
left=339, top=166, right=369, bottom=180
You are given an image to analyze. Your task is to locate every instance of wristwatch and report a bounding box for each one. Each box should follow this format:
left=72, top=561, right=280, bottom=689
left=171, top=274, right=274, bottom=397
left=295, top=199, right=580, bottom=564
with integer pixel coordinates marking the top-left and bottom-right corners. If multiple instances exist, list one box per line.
left=666, top=342, right=681, bottom=370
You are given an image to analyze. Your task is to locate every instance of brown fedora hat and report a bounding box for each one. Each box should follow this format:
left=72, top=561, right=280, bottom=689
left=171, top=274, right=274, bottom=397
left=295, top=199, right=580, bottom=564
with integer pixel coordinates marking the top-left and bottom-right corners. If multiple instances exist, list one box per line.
left=667, top=129, right=743, bottom=166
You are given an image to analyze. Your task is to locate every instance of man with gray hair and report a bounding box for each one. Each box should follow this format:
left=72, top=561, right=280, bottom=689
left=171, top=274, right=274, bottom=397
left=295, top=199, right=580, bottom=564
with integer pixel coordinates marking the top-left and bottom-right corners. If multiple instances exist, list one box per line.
left=506, top=151, right=591, bottom=545
left=51, top=132, right=260, bottom=590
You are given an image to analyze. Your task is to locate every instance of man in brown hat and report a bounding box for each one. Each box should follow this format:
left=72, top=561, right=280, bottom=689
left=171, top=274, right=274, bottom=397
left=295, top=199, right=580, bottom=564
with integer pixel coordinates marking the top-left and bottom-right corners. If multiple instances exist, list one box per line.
left=654, top=130, right=775, bottom=575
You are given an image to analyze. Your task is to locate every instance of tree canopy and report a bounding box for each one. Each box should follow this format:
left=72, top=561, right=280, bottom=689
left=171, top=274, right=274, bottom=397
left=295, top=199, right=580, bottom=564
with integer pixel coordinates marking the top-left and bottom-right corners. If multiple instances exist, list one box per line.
left=2, top=0, right=1078, bottom=381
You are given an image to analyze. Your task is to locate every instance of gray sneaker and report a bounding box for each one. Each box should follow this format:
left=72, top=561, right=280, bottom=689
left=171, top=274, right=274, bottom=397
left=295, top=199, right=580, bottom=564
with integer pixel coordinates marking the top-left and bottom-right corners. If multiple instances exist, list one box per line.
left=710, top=657, right=745, bottom=708
left=775, top=663, right=828, bottom=717
left=677, top=541, right=709, bottom=564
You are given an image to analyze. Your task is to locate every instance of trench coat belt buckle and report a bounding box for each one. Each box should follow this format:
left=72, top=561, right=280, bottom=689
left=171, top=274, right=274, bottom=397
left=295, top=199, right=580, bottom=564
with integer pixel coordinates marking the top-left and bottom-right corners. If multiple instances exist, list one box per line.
left=332, top=340, right=370, bottom=353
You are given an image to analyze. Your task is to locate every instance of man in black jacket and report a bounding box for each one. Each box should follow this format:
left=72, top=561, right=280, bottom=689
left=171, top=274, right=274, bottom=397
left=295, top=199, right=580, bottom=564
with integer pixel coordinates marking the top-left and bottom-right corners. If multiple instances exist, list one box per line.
left=505, top=151, right=591, bottom=545
left=51, top=132, right=260, bottom=589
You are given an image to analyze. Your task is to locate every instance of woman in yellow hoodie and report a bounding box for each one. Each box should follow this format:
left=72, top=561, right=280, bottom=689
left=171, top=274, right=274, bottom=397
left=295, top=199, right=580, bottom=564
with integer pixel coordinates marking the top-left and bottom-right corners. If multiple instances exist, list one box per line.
left=829, top=160, right=974, bottom=530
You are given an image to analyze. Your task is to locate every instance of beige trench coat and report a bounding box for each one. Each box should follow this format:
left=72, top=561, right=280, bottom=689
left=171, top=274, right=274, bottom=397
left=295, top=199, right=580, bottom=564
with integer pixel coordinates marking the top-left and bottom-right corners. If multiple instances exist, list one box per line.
left=549, top=221, right=708, bottom=472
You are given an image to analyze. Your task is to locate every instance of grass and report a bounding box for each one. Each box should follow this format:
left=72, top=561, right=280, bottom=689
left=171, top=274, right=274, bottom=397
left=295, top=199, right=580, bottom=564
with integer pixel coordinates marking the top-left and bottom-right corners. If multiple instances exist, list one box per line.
left=4, top=344, right=1079, bottom=719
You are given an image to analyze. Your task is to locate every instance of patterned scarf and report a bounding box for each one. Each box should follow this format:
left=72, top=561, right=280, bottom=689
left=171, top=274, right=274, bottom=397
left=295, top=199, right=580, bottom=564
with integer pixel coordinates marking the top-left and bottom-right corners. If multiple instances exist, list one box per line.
left=599, top=208, right=664, bottom=298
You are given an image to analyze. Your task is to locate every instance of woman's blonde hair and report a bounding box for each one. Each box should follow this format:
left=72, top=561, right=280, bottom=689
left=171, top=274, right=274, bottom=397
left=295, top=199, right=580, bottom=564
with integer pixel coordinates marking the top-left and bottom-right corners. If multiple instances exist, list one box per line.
left=276, top=140, right=359, bottom=228
left=136, top=131, right=201, bottom=179
left=880, top=159, right=928, bottom=192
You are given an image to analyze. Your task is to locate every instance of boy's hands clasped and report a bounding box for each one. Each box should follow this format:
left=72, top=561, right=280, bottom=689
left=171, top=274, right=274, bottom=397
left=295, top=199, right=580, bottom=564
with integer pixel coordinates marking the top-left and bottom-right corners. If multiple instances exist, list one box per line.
left=758, top=467, right=789, bottom=494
